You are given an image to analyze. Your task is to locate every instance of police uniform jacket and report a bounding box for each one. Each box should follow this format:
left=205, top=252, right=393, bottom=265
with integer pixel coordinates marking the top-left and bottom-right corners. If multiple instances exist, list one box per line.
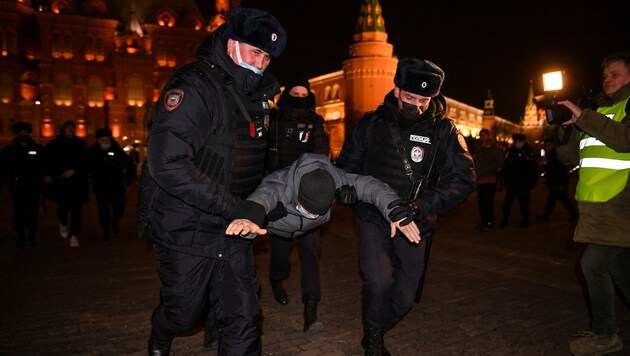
left=335, top=90, right=475, bottom=233
left=0, top=136, right=44, bottom=194
left=265, top=93, right=330, bottom=173
left=43, top=133, right=89, bottom=203
left=556, top=83, right=630, bottom=248
left=248, top=153, right=400, bottom=238
left=146, top=24, right=280, bottom=257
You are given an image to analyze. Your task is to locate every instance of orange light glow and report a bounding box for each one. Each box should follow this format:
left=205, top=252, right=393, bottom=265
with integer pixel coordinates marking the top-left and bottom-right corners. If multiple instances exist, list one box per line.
left=41, top=121, right=55, bottom=137
left=76, top=122, right=87, bottom=137
left=111, top=124, right=121, bottom=138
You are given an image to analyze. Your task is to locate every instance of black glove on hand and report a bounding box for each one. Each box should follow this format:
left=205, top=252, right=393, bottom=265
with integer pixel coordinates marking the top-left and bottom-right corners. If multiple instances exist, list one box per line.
left=266, top=202, right=288, bottom=222
left=224, top=200, right=266, bottom=226
left=335, top=185, right=358, bottom=206
left=387, top=198, right=421, bottom=226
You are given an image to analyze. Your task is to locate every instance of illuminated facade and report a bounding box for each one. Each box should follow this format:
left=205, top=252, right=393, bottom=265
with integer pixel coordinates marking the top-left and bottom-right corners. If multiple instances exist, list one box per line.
left=0, top=0, right=239, bottom=146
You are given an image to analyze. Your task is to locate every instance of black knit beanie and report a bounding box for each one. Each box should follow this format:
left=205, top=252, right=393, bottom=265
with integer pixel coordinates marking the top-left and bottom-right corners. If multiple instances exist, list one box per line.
left=298, top=169, right=336, bottom=215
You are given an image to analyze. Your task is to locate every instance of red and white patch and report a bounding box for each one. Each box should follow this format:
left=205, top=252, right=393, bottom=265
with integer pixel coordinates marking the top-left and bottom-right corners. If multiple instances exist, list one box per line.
left=410, top=146, right=425, bottom=163
left=164, top=89, right=185, bottom=111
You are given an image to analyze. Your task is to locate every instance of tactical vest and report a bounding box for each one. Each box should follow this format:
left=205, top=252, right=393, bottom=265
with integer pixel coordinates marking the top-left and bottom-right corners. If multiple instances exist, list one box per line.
left=576, top=97, right=630, bottom=202
left=266, top=109, right=317, bottom=172
left=192, top=61, right=270, bottom=199
left=363, top=110, right=439, bottom=198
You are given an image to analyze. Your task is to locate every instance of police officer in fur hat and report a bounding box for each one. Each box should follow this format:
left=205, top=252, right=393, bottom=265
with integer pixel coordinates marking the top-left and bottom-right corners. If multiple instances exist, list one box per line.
left=336, top=58, right=475, bottom=355
left=0, top=122, right=45, bottom=247
left=144, top=7, right=287, bottom=355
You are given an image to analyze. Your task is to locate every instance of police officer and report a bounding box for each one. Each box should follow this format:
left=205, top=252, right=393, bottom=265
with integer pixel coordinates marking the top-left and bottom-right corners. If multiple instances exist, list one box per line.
left=0, top=122, right=45, bottom=247
left=87, top=129, right=135, bottom=240
left=143, top=8, right=286, bottom=355
left=335, top=58, right=475, bottom=355
left=265, top=77, right=331, bottom=333
left=556, top=52, right=630, bottom=356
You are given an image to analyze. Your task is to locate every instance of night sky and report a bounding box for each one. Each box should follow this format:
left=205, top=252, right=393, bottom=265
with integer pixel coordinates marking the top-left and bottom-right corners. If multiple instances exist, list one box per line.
left=241, top=0, right=630, bottom=122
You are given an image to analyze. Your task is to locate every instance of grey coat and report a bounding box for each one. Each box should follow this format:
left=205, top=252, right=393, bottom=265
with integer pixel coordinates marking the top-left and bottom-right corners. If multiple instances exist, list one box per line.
left=248, top=153, right=400, bottom=238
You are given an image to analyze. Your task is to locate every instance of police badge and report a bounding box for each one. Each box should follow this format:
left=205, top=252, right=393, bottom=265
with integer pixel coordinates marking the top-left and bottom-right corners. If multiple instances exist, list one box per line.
left=411, top=146, right=424, bottom=162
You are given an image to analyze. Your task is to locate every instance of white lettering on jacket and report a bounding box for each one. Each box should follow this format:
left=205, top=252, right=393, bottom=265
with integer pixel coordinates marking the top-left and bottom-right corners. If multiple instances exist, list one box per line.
left=409, top=135, right=431, bottom=144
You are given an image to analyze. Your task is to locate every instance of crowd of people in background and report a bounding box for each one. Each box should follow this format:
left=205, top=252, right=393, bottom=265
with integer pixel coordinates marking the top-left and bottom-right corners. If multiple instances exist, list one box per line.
left=0, top=120, right=137, bottom=248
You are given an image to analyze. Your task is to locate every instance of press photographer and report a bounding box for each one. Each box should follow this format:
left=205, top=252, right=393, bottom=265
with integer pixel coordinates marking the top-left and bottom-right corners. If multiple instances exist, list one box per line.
left=553, top=52, right=630, bottom=356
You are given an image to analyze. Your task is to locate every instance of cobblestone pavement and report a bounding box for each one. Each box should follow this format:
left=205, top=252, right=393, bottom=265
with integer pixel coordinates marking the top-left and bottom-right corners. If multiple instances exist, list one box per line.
left=0, top=180, right=628, bottom=355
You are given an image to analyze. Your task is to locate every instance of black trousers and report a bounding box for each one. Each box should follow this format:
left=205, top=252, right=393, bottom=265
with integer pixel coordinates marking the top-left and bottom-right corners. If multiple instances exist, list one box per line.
left=11, top=190, right=40, bottom=238
left=269, top=228, right=321, bottom=302
left=502, top=187, right=531, bottom=223
left=56, top=197, right=82, bottom=237
left=541, top=185, right=577, bottom=218
left=151, top=243, right=261, bottom=355
left=358, top=221, right=428, bottom=330
left=476, top=183, right=497, bottom=225
left=95, top=190, right=125, bottom=233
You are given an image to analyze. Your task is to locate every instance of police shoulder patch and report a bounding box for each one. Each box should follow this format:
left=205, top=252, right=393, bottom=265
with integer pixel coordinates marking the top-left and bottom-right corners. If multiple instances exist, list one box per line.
left=164, top=89, right=185, bottom=111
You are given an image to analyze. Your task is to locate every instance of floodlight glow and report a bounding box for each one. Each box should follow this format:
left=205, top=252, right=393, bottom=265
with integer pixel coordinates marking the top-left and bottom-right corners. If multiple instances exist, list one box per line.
left=543, top=71, right=563, bottom=92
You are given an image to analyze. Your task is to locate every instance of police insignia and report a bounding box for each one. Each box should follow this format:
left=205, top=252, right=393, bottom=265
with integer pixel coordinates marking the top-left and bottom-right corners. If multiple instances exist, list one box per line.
left=457, top=134, right=469, bottom=152
left=164, top=89, right=184, bottom=111
left=411, top=146, right=424, bottom=163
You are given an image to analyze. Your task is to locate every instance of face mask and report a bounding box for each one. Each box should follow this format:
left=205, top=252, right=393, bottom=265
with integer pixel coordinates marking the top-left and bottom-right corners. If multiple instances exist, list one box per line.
left=399, top=101, right=422, bottom=121
left=514, top=142, right=524, bottom=149
left=285, top=95, right=311, bottom=109
left=234, top=41, right=264, bottom=76
left=296, top=204, right=319, bottom=219
left=18, top=135, right=30, bottom=143
left=100, top=143, right=111, bottom=151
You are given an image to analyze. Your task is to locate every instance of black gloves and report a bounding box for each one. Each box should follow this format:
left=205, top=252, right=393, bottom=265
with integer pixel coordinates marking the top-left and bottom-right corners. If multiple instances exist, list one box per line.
left=335, top=185, right=358, bottom=206
left=266, top=202, right=288, bottom=222
left=387, top=198, right=421, bottom=226
left=224, top=200, right=266, bottom=226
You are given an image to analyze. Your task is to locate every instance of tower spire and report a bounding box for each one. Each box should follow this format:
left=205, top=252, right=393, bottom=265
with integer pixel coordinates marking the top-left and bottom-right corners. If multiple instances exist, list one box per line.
left=353, top=0, right=387, bottom=43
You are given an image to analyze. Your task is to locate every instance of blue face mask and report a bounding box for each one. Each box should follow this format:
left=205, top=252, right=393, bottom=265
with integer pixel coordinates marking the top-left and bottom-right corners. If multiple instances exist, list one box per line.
left=234, top=41, right=264, bottom=76
left=296, top=204, right=319, bottom=220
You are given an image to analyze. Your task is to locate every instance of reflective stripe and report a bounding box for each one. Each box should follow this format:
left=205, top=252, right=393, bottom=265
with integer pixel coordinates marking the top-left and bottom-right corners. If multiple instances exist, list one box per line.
left=580, top=157, right=630, bottom=170
left=579, top=137, right=606, bottom=149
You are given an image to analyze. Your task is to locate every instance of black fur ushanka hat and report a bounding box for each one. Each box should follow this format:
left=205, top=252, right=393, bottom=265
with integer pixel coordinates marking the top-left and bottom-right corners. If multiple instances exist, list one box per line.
left=226, top=8, right=287, bottom=58
left=394, top=58, right=445, bottom=97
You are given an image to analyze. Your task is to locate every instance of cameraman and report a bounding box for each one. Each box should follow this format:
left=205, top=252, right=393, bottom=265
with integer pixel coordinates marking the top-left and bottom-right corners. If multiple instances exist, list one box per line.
left=556, top=52, right=630, bottom=356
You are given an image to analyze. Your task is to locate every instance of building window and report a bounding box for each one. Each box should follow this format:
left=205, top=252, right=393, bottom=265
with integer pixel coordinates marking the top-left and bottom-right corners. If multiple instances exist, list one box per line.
left=52, top=34, right=63, bottom=58
left=85, top=36, right=94, bottom=61
left=63, top=35, right=73, bottom=59
left=0, top=74, right=13, bottom=104
left=127, top=77, right=144, bottom=107
left=331, top=84, right=340, bottom=100
left=95, top=37, right=105, bottom=61
left=54, top=76, right=72, bottom=106
left=156, top=42, right=166, bottom=67
left=1, top=29, right=17, bottom=56
left=87, top=77, right=104, bottom=107
left=324, top=86, right=332, bottom=101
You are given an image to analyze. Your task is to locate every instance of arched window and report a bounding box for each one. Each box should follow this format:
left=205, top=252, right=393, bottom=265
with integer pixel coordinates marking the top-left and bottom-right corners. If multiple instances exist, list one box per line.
left=87, top=77, right=104, bottom=107
left=95, top=37, right=105, bottom=61
left=54, top=75, right=72, bottom=106
left=0, top=73, right=13, bottom=104
left=84, top=35, right=94, bottom=61
left=63, top=34, right=73, bottom=59
left=127, top=77, right=144, bottom=107
left=324, top=86, right=332, bottom=101
left=331, top=84, right=340, bottom=100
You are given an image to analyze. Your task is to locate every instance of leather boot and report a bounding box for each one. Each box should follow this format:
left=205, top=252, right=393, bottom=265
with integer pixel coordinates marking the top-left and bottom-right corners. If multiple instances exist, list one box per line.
left=361, top=327, right=391, bottom=356
left=270, top=278, right=288, bottom=305
left=148, top=329, right=172, bottom=356
left=303, top=299, right=324, bottom=332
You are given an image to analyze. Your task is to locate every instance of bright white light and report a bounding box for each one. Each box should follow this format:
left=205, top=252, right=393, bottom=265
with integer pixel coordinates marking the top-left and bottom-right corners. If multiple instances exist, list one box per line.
left=543, top=71, right=563, bottom=91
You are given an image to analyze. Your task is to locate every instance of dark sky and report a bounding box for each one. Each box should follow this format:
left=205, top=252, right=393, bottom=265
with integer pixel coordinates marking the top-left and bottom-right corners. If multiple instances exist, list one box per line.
left=241, top=0, right=630, bottom=122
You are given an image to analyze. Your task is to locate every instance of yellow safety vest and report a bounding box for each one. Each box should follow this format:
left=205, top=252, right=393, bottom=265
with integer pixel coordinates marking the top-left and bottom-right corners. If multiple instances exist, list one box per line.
left=576, top=97, right=630, bottom=202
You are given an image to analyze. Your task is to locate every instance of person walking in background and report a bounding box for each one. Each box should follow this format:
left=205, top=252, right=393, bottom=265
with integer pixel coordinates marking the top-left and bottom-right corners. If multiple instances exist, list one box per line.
left=537, top=137, right=578, bottom=222
left=555, top=52, right=630, bottom=356
left=265, top=76, right=330, bottom=333
left=335, top=58, right=475, bottom=355
left=88, top=128, right=136, bottom=240
left=0, top=122, right=45, bottom=247
left=500, top=133, right=538, bottom=228
left=142, top=8, right=286, bottom=355
left=473, top=128, right=504, bottom=230
left=43, top=120, right=89, bottom=248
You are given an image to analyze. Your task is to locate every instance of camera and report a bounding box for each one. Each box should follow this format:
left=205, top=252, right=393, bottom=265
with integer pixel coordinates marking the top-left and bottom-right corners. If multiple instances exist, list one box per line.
left=533, top=90, right=596, bottom=125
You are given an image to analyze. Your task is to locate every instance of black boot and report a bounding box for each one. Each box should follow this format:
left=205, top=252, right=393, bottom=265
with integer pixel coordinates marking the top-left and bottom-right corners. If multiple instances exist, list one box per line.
left=361, top=327, right=391, bottom=356
left=303, top=299, right=324, bottom=332
left=270, top=278, right=288, bottom=305
left=148, top=329, right=172, bottom=356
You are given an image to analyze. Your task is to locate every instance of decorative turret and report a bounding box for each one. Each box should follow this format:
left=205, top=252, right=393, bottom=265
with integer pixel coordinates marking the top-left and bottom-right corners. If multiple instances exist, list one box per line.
left=483, top=89, right=495, bottom=116
left=522, top=80, right=542, bottom=126
left=342, top=0, right=397, bottom=131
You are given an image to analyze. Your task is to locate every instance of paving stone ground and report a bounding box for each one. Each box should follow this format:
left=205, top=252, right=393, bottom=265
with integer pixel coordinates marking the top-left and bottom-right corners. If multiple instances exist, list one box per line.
left=0, top=179, right=628, bottom=355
